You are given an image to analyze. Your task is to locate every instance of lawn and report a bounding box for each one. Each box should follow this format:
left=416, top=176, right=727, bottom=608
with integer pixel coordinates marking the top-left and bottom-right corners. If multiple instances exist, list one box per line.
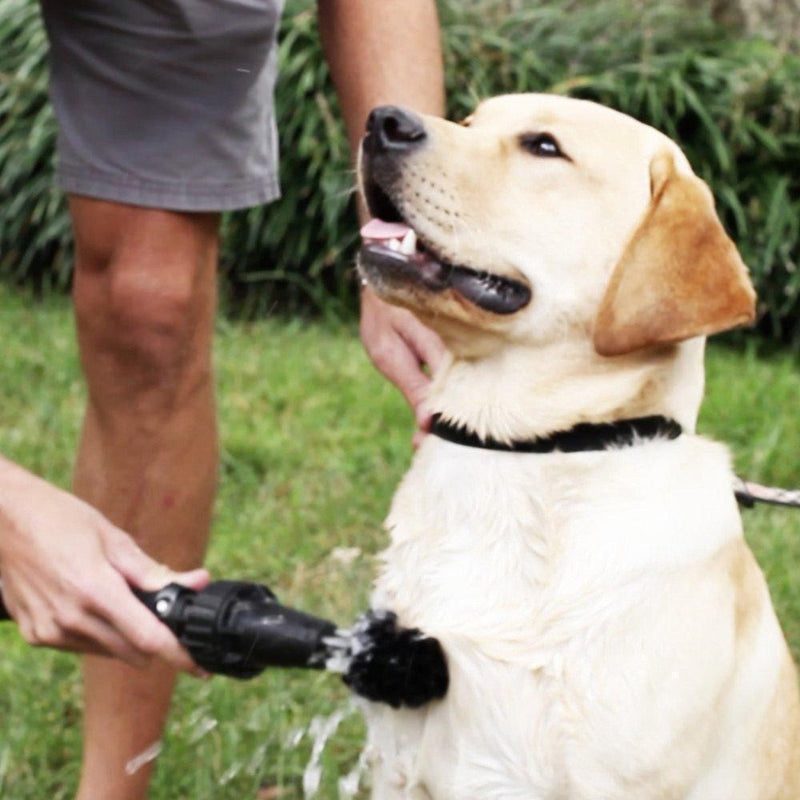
left=0, top=284, right=798, bottom=799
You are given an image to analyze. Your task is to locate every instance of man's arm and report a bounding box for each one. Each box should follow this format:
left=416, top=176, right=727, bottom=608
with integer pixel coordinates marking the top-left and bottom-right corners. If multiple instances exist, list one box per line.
left=318, top=0, right=447, bottom=429
left=317, top=0, right=445, bottom=155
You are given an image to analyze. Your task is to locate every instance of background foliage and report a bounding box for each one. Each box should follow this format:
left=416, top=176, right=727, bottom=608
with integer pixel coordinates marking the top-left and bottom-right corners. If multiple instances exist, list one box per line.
left=1, top=0, right=799, bottom=344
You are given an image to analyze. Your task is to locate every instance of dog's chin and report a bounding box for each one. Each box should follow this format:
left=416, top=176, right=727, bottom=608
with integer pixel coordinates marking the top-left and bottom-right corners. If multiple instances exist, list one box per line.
left=358, top=236, right=532, bottom=317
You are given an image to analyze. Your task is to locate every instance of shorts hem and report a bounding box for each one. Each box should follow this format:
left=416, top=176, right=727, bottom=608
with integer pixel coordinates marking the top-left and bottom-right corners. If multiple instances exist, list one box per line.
left=56, top=164, right=281, bottom=212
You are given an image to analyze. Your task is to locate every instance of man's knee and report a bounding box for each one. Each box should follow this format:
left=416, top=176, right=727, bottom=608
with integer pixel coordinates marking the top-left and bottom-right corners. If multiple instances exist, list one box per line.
left=70, top=198, right=219, bottom=407
left=76, top=256, right=201, bottom=376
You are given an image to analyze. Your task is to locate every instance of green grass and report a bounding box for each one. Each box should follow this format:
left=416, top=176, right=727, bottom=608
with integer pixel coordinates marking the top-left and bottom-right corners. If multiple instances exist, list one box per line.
left=0, top=284, right=798, bottom=798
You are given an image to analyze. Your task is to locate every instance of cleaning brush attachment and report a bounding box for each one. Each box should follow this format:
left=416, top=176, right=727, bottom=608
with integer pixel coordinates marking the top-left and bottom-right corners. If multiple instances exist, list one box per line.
left=141, top=581, right=449, bottom=706
left=326, top=610, right=449, bottom=708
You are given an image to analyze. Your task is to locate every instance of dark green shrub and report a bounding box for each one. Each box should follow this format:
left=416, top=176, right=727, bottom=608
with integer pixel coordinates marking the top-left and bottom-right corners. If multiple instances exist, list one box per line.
left=439, top=0, right=800, bottom=347
left=222, top=4, right=356, bottom=320
left=0, top=0, right=69, bottom=288
left=1, top=0, right=799, bottom=346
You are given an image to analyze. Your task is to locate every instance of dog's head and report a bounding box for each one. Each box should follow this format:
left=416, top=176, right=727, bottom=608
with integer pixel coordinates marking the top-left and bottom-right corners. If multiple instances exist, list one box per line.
left=357, top=94, right=755, bottom=360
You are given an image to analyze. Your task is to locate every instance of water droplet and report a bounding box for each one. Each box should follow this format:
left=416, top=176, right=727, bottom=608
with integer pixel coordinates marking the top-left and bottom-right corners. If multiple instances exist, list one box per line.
left=124, top=740, right=162, bottom=776
left=302, top=710, right=347, bottom=798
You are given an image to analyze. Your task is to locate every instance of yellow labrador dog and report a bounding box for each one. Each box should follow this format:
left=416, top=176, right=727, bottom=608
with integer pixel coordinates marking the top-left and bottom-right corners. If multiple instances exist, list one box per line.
left=356, top=95, right=800, bottom=799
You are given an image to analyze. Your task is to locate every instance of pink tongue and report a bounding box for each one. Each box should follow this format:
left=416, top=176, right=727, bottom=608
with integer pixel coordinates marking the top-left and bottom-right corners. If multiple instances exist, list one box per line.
left=360, top=218, right=411, bottom=241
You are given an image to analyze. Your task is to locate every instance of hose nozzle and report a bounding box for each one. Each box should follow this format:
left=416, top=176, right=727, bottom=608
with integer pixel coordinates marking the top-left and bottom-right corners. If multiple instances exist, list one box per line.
left=136, top=581, right=336, bottom=678
left=1, top=578, right=448, bottom=706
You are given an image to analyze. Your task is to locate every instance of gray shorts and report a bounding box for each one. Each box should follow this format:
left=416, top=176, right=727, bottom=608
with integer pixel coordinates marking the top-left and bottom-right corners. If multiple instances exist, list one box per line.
left=40, top=0, right=284, bottom=212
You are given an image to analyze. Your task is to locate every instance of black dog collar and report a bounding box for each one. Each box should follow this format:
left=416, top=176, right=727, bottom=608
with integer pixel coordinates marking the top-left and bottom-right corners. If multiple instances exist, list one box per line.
left=429, top=415, right=800, bottom=510
left=429, top=414, right=683, bottom=454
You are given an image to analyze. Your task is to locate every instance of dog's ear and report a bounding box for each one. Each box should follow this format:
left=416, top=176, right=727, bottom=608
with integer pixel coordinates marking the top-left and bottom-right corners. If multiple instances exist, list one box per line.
left=593, top=150, right=756, bottom=357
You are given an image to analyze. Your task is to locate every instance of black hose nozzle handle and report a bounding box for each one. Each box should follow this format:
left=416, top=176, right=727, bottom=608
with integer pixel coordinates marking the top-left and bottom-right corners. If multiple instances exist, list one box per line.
left=134, top=580, right=337, bottom=679
left=0, top=578, right=335, bottom=679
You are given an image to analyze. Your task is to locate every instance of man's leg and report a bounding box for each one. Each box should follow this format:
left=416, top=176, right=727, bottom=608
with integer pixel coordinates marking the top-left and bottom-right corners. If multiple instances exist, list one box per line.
left=69, top=196, right=219, bottom=800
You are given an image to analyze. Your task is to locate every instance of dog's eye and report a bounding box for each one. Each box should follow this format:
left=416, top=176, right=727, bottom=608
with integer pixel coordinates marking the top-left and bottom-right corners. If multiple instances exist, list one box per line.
left=519, top=133, right=566, bottom=159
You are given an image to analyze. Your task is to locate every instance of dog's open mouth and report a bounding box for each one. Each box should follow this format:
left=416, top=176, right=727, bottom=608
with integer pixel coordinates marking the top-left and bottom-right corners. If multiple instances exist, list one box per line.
left=358, top=183, right=532, bottom=316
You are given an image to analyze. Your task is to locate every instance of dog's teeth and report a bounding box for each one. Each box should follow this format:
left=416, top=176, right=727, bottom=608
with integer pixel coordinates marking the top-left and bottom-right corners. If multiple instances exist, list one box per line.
left=387, top=239, right=401, bottom=252
left=399, top=229, right=417, bottom=255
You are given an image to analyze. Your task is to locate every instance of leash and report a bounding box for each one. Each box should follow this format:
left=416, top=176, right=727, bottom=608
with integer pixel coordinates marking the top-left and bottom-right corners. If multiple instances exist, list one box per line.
left=733, top=478, right=800, bottom=510
left=430, top=414, right=800, bottom=510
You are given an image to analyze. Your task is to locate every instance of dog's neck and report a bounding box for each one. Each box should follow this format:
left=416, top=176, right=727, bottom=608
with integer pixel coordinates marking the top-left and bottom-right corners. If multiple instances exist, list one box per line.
left=426, top=336, right=706, bottom=444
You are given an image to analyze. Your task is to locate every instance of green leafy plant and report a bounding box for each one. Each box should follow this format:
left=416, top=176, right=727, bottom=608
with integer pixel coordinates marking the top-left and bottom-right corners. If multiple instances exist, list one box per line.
left=1, top=0, right=798, bottom=347
left=438, top=0, right=800, bottom=348
left=0, top=0, right=69, bottom=288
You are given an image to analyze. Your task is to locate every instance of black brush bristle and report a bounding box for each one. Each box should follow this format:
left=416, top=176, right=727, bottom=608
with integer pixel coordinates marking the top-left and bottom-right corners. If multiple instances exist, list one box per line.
left=342, top=612, right=449, bottom=708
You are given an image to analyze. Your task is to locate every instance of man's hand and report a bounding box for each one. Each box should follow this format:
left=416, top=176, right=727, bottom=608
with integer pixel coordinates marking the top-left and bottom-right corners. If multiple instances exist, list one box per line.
left=0, top=458, right=208, bottom=673
left=360, top=287, right=446, bottom=431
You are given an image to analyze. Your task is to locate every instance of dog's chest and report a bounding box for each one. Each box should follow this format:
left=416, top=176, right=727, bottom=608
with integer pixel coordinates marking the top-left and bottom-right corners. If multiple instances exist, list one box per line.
left=367, top=436, right=744, bottom=798
left=373, top=437, right=735, bottom=648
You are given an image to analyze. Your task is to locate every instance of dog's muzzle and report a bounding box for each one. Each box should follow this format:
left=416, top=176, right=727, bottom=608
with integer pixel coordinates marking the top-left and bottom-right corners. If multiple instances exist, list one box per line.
left=358, top=106, right=532, bottom=316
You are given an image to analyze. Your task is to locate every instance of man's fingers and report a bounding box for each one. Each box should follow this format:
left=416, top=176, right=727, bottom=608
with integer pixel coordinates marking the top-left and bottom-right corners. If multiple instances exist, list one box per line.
left=375, top=336, right=433, bottom=416
left=396, top=315, right=447, bottom=429
left=93, top=571, right=203, bottom=674
left=14, top=599, right=147, bottom=666
left=28, top=629, right=117, bottom=660
left=103, top=525, right=210, bottom=592
left=139, top=564, right=210, bottom=594
left=398, top=314, right=447, bottom=375
left=58, top=616, right=149, bottom=667
left=95, top=600, right=201, bottom=674
left=98, top=531, right=208, bottom=672
left=101, top=527, right=160, bottom=585
left=360, top=288, right=447, bottom=429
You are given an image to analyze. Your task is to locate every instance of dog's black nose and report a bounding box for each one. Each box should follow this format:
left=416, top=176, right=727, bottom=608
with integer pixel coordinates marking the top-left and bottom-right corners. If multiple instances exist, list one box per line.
left=364, top=106, right=427, bottom=154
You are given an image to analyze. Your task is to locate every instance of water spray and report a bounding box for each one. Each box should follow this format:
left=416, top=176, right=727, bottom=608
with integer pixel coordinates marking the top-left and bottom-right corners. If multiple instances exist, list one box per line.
left=0, top=579, right=448, bottom=708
